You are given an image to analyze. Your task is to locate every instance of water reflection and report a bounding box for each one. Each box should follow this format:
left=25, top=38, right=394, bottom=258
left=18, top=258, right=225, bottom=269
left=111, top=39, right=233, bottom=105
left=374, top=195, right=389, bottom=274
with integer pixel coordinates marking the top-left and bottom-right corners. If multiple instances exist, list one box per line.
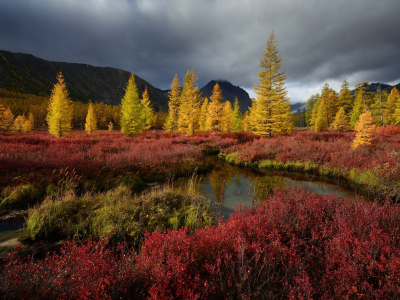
left=199, top=158, right=362, bottom=219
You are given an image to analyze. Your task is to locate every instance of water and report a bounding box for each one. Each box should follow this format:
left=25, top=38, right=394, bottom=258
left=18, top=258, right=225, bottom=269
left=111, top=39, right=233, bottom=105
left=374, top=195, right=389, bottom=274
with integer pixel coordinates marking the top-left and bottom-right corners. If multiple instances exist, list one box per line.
left=0, top=216, right=25, bottom=241
left=198, top=159, right=364, bottom=219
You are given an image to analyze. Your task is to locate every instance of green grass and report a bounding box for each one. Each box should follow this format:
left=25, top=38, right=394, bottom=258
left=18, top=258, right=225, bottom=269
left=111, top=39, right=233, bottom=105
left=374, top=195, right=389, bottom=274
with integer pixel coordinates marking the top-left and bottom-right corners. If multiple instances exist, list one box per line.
left=19, top=176, right=212, bottom=247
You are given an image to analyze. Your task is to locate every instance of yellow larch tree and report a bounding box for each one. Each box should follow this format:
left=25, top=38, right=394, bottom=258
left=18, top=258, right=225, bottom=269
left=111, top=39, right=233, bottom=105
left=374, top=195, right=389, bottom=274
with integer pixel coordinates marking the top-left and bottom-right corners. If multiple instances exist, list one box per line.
left=338, top=80, right=354, bottom=115
left=326, top=92, right=339, bottom=127
left=314, top=99, right=328, bottom=132
left=108, top=121, right=114, bottom=131
left=85, top=103, right=98, bottom=134
left=2, top=107, right=14, bottom=131
left=252, top=31, right=292, bottom=137
left=232, top=97, right=243, bottom=132
left=198, top=97, right=209, bottom=132
left=12, top=115, right=26, bottom=133
left=352, top=108, right=376, bottom=149
left=385, top=87, right=400, bottom=125
left=178, top=68, right=202, bottom=136
left=46, top=71, right=73, bottom=137
left=120, top=73, right=143, bottom=137
left=242, top=111, right=250, bottom=132
left=164, top=74, right=182, bottom=132
left=23, top=112, right=35, bottom=132
left=221, top=101, right=234, bottom=133
left=0, top=98, right=5, bottom=130
left=141, top=87, right=155, bottom=132
left=332, top=107, right=350, bottom=132
left=206, top=83, right=225, bottom=133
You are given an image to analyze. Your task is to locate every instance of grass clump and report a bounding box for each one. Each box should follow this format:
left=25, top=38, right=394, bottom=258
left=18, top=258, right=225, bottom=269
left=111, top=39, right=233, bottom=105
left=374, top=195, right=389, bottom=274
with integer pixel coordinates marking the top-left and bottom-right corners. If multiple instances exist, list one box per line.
left=20, top=177, right=212, bottom=247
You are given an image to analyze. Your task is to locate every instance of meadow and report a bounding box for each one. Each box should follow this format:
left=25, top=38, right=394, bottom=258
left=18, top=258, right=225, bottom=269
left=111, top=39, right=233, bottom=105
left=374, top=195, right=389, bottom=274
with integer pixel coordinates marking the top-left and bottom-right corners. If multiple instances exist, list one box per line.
left=1, top=129, right=400, bottom=299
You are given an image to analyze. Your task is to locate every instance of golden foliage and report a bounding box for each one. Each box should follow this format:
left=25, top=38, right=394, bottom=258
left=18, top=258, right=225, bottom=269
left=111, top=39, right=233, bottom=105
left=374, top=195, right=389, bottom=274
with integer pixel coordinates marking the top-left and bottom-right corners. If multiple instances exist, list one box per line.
left=120, top=73, right=143, bottom=137
left=352, top=108, right=376, bottom=149
left=332, top=107, right=350, bottom=132
left=85, top=103, right=98, bottom=134
left=206, top=83, right=224, bottom=133
left=164, top=74, right=182, bottom=132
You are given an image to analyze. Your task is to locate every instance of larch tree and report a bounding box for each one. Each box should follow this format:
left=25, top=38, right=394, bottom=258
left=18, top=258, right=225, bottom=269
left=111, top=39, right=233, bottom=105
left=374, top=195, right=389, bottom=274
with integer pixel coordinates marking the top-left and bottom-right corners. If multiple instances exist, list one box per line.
left=232, top=97, right=243, bottom=132
left=350, top=87, right=366, bottom=129
left=338, top=80, right=354, bottom=115
left=332, top=107, right=350, bottom=132
left=2, top=107, right=14, bottom=131
left=0, top=98, right=5, bottom=130
left=12, top=115, right=26, bottom=133
left=242, top=111, right=250, bottom=132
left=85, top=103, right=98, bottom=134
left=352, top=108, right=376, bottom=149
left=221, top=101, right=234, bottom=133
left=314, top=100, right=328, bottom=132
left=178, top=68, right=202, bottom=136
left=206, top=83, right=225, bottom=133
left=385, top=87, right=400, bottom=125
left=252, top=31, right=292, bottom=137
left=141, top=87, right=155, bottom=131
left=326, top=92, right=339, bottom=127
left=46, top=71, right=73, bottom=138
left=108, top=121, right=114, bottom=131
left=23, top=112, right=35, bottom=132
left=305, top=93, right=320, bottom=127
left=199, top=97, right=209, bottom=132
left=164, top=74, right=182, bottom=132
left=120, top=73, right=143, bottom=137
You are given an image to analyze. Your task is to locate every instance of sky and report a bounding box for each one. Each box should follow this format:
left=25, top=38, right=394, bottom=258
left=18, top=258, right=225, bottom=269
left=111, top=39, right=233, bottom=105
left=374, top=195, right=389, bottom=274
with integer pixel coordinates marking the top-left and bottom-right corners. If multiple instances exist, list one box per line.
left=0, top=0, right=400, bottom=103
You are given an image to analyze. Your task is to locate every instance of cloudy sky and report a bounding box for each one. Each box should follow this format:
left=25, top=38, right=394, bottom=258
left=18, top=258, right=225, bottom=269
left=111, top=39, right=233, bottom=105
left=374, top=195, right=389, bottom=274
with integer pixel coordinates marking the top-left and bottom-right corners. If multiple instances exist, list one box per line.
left=1, top=0, right=399, bottom=103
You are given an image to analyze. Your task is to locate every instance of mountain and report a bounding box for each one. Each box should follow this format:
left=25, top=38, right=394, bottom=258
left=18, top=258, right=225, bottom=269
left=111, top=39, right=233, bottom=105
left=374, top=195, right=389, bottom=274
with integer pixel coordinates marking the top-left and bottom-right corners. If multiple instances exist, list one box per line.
left=290, top=102, right=307, bottom=113
left=200, top=80, right=252, bottom=112
left=0, top=50, right=169, bottom=110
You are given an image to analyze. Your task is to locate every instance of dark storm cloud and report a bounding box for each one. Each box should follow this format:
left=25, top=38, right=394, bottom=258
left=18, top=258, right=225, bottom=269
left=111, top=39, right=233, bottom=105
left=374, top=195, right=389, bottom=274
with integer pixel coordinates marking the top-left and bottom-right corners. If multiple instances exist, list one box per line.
left=0, top=0, right=399, bottom=102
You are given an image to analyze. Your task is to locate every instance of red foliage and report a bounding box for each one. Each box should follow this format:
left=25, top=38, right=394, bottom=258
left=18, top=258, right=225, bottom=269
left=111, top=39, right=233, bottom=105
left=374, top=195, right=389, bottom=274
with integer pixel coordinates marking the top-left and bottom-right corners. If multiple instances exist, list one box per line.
left=3, top=189, right=400, bottom=299
left=377, top=125, right=400, bottom=136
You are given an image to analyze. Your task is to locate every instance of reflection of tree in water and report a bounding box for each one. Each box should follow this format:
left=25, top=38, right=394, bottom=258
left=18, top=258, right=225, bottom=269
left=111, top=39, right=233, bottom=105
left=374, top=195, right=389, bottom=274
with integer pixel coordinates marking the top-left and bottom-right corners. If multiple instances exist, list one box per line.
left=248, top=175, right=287, bottom=202
left=208, top=164, right=238, bottom=204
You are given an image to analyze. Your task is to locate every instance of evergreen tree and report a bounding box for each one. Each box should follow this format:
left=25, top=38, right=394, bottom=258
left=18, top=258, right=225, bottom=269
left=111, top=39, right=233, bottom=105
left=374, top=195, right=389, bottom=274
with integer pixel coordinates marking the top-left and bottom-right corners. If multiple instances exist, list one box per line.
left=221, top=101, right=234, bottom=133
left=141, top=87, right=155, bottom=131
left=120, top=73, right=143, bottom=137
left=12, top=115, right=26, bottom=133
left=352, top=108, right=376, bottom=149
left=332, top=107, right=350, bottom=132
left=370, top=87, right=389, bottom=126
left=85, top=103, right=98, bottom=134
left=252, top=31, right=292, bottom=137
left=108, top=121, right=114, bottom=132
left=46, top=71, right=73, bottom=137
left=178, top=68, right=202, bottom=136
left=199, top=97, right=209, bottom=132
left=164, top=74, right=182, bottom=132
left=206, top=83, right=224, bottom=133
left=2, top=107, right=14, bottom=131
left=338, top=80, right=354, bottom=115
left=232, top=97, right=243, bottom=132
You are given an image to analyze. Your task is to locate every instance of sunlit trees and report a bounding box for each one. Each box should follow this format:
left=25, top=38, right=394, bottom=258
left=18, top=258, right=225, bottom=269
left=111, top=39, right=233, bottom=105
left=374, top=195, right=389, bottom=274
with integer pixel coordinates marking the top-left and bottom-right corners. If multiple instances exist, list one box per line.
left=46, top=71, right=73, bottom=137
left=199, top=97, right=209, bottom=132
left=12, top=115, right=26, bottom=133
left=314, top=100, right=328, bottom=132
left=221, top=101, right=234, bottom=133
left=2, top=108, right=14, bottom=131
left=85, top=103, right=97, bottom=134
left=120, top=73, right=143, bottom=137
left=206, top=83, right=224, bottom=133
left=332, top=107, right=350, bottom=132
left=305, top=93, right=319, bottom=127
left=24, top=112, right=35, bottom=132
left=350, top=85, right=367, bottom=129
left=338, top=80, right=354, bottom=115
left=252, top=31, right=292, bottom=137
left=352, top=108, right=376, bottom=149
left=141, top=87, right=155, bottom=132
left=178, top=68, right=202, bottom=136
left=325, top=92, right=339, bottom=127
left=232, top=97, right=243, bottom=132
left=0, top=98, right=6, bottom=130
left=164, top=74, right=182, bottom=132
left=385, top=87, right=400, bottom=125
left=108, top=121, right=114, bottom=132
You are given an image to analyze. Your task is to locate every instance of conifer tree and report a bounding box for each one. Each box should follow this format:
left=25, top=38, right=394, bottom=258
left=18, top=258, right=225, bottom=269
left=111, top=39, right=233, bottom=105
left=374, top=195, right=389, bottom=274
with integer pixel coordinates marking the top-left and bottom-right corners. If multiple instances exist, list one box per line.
left=141, top=87, right=155, bottom=131
left=108, top=122, right=114, bottom=131
left=0, top=98, right=5, bottom=130
left=232, top=97, right=243, bottom=132
left=23, top=112, right=35, bottom=132
left=12, top=115, right=26, bottom=133
left=120, top=73, right=143, bottom=137
left=350, top=88, right=366, bottom=129
left=352, top=108, right=376, bottom=149
left=326, top=92, right=339, bottom=127
left=252, top=31, right=292, bottom=137
left=242, top=111, right=250, bottom=132
left=332, top=107, right=350, bottom=132
left=206, top=83, right=224, bottom=133
left=338, top=80, right=354, bottom=115
left=385, top=87, right=400, bottom=125
left=221, top=101, right=234, bottom=133
left=305, top=93, right=319, bottom=127
left=310, top=97, right=321, bottom=129
left=314, top=100, right=328, bottom=132
left=199, top=97, right=209, bottom=132
left=164, top=74, right=182, bottom=132
left=85, top=103, right=97, bottom=134
left=177, top=68, right=202, bottom=136
left=2, top=107, right=14, bottom=131
left=46, top=71, right=73, bottom=137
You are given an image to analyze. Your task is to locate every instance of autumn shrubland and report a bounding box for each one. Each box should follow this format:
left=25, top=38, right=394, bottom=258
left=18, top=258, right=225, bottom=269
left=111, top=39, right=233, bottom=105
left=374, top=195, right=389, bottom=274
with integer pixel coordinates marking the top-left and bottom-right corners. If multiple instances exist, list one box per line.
left=221, top=130, right=400, bottom=200
left=3, top=188, right=400, bottom=299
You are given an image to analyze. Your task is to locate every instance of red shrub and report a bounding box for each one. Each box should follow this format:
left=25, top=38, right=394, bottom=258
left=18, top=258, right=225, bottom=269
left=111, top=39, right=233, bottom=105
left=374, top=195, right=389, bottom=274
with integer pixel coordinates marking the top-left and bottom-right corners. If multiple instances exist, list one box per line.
left=377, top=125, right=400, bottom=136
